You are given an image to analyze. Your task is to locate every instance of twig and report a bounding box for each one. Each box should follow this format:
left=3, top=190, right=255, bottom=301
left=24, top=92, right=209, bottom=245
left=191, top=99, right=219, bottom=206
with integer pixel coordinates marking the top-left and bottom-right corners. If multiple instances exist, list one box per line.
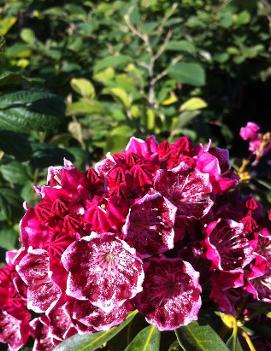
left=124, top=4, right=178, bottom=109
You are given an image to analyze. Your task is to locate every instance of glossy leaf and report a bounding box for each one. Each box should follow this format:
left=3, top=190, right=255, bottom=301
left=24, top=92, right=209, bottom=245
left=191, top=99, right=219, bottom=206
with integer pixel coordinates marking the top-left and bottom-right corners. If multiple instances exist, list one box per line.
left=0, top=91, right=65, bottom=132
left=175, top=321, right=229, bottom=351
left=168, top=63, right=205, bottom=86
left=124, top=325, right=160, bottom=351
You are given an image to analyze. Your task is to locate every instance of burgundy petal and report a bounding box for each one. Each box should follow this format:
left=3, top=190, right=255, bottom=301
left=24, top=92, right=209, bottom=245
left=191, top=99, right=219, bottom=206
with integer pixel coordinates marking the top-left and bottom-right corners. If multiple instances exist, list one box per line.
left=62, top=234, right=144, bottom=312
left=154, top=168, right=213, bottom=218
left=135, top=257, right=201, bottom=330
left=123, top=192, right=177, bottom=257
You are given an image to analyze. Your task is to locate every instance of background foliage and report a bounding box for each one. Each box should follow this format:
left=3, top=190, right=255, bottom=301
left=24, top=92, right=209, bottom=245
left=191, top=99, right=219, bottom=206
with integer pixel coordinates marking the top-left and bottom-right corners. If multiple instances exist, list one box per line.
left=0, top=0, right=271, bottom=349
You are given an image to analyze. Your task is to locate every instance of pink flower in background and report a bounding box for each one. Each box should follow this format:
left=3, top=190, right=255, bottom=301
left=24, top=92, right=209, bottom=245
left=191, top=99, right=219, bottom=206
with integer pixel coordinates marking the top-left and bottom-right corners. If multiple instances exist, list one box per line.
left=240, top=121, right=271, bottom=161
left=240, top=122, right=260, bottom=140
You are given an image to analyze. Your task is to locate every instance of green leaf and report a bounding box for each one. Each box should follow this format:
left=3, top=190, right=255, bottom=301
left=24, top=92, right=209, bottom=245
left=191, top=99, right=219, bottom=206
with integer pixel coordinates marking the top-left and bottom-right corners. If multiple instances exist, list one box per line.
left=180, top=98, right=207, bottom=111
left=70, top=78, right=95, bottom=98
left=55, top=310, right=137, bottom=351
left=106, top=125, right=135, bottom=153
left=0, top=72, right=29, bottom=87
left=93, top=67, right=115, bottom=83
left=0, top=228, right=18, bottom=250
left=67, top=99, right=105, bottom=116
left=30, top=144, right=74, bottom=169
left=20, top=28, right=36, bottom=45
left=175, top=321, right=229, bottom=351
left=178, top=111, right=201, bottom=128
left=103, top=87, right=132, bottom=108
left=168, top=63, right=205, bottom=86
left=124, top=325, right=160, bottom=351
left=0, top=90, right=65, bottom=132
left=94, top=55, right=131, bottom=72
left=0, top=161, right=30, bottom=185
left=0, top=131, right=32, bottom=161
left=0, top=17, right=16, bottom=36
left=226, top=334, right=244, bottom=351
left=0, top=35, right=5, bottom=53
left=168, top=340, right=181, bottom=351
left=167, top=41, right=196, bottom=55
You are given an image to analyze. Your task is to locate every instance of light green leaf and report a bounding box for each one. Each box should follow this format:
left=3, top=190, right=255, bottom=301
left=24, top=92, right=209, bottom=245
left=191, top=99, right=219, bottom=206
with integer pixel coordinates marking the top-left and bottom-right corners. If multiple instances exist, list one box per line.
left=0, top=17, right=16, bottom=36
left=71, top=78, right=95, bottom=98
left=103, top=87, right=132, bottom=108
left=55, top=310, right=137, bottom=351
left=93, top=67, right=115, bottom=83
left=168, top=63, right=205, bottom=86
left=124, top=325, right=160, bottom=351
left=20, top=28, right=36, bottom=45
left=167, top=40, right=196, bottom=55
left=67, top=99, right=105, bottom=116
left=180, top=97, right=207, bottom=111
left=94, top=55, right=131, bottom=73
left=175, top=321, right=229, bottom=351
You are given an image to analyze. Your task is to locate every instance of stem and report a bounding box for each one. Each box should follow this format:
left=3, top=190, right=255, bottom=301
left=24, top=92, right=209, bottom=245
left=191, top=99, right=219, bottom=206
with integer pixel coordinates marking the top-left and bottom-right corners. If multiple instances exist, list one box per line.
left=254, top=178, right=271, bottom=191
left=174, top=330, right=186, bottom=351
left=241, top=330, right=256, bottom=351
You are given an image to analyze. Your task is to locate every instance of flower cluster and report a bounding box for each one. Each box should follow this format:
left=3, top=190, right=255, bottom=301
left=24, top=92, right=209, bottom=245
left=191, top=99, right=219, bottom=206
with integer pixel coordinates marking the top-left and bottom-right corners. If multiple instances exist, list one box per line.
left=1, top=135, right=271, bottom=351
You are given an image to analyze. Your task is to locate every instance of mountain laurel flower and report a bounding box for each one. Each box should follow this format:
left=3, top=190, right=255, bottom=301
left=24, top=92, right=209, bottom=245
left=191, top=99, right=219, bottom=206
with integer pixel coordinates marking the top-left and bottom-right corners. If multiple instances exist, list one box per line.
left=1, top=135, right=271, bottom=350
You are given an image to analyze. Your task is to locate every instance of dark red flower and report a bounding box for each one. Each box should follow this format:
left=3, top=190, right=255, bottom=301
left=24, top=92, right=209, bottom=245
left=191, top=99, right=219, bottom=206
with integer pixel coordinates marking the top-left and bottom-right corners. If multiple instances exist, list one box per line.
left=154, top=167, right=213, bottom=218
left=204, top=219, right=254, bottom=271
left=66, top=298, right=133, bottom=333
left=16, top=248, right=62, bottom=313
left=135, top=257, right=201, bottom=330
left=123, top=192, right=177, bottom=257
left=62, top=234, right=144, bottom=312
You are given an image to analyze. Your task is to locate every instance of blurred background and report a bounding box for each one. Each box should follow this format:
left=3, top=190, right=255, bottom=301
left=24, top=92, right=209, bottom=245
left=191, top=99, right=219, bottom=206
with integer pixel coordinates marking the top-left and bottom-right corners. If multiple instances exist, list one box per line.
left=0, top=0, right=270, bottom=261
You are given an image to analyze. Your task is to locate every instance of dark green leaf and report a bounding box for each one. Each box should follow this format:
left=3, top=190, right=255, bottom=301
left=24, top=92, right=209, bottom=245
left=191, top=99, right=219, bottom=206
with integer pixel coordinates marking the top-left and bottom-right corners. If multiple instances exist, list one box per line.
left=0, top=228, right=18, bottom=250
left=175, top=321, right=229, bottom=351
left=0, top=72, right=29, bottom=87
left=0, top=90, right=65, bottom=132
left=0, top=161, right=30, bottom=185
left=55, top=310, right=137, bottom=351
left=124, top=326, right=160, bottom=351
left=226, top=333, right=244, bottom=351
left=0, top=131, right=32, bottom=161
left=168, top=63, right=205, bottom=86
left=30, top=144, right=74, bottom=169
